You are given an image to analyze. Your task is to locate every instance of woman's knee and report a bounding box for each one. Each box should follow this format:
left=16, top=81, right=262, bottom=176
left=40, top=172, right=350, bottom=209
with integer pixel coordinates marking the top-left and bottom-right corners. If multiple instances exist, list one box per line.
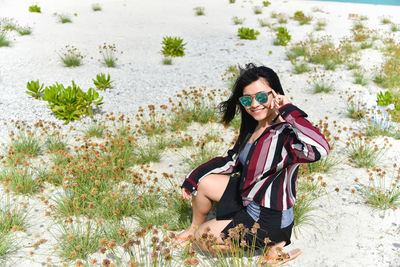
left=197, top=174, right=229, bottom=198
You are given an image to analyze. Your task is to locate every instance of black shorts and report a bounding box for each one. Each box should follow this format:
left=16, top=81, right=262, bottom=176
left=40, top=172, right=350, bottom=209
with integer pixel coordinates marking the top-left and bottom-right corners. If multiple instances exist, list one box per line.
left=216, top=176, right=293, bottom=249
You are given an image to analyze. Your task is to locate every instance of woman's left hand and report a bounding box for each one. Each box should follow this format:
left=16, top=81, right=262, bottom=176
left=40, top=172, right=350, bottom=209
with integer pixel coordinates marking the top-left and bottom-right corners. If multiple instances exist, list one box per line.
left=270, top=90, right=290, bottom=110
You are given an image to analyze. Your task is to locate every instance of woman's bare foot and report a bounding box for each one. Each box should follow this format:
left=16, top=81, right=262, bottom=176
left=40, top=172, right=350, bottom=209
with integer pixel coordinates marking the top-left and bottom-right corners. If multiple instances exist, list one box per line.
left=172, top=226, right=197, bottom=247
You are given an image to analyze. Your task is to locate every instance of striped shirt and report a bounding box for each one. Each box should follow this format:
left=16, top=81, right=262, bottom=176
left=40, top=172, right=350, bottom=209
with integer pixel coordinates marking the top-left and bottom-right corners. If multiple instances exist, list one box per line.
left=182, top=104, right=330, bottom=211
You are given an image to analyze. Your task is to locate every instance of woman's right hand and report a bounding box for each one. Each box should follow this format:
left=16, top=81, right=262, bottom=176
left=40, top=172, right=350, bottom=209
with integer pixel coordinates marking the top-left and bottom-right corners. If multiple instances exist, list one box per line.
left=182, top=187, right=192, bottom=200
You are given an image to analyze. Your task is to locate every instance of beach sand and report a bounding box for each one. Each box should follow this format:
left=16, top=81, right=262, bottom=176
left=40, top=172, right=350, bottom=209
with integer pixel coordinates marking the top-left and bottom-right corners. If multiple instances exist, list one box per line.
left=0, top=0, right=399, bottom=266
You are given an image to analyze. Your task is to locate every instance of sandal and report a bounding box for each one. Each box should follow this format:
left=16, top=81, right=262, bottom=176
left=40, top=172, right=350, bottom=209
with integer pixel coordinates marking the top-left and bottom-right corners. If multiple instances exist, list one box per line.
left=258, top=248, right=302, bottom=266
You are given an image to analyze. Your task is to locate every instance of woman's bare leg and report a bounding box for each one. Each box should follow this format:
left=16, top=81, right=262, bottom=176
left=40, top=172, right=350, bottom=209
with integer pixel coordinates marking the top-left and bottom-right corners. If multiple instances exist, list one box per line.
left=176, top=174, right=231, bottom=239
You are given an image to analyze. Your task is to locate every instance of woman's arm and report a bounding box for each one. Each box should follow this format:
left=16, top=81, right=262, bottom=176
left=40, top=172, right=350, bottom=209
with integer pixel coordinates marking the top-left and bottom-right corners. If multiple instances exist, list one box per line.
left=271, top=91, right=330, bottom=163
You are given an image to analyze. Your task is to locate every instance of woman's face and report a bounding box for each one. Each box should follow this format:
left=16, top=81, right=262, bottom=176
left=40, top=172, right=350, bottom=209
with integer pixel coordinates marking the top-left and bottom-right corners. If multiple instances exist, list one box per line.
left=241, top=79, right=275, bottom=123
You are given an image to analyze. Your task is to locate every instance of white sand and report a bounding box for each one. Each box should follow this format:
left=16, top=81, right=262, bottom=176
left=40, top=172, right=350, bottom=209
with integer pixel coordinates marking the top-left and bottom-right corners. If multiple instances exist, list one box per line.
left=1, top=0, right=400, bottom=266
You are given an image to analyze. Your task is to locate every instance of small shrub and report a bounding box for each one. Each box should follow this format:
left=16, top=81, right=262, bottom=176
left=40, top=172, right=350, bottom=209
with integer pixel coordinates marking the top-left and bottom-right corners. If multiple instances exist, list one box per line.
left=44, top=135, right=67, bottom=152
left=347, top=136, right=383, bottom=168
left=93, top=73, right=113, bottom=90
left=258, top=18, right=270, bottom=27
left=83, top=123, right=104, bottom=138
left=346, top=98, right=365, bottom=120
left=313, top=81, right=333, bottom=93
left=1, top=167, right=40, bottom=194
left=253, top=6, right=262, bottom=15
left=0, top=32, right=10, bottom=47
left=353, top=71, right=368, bottom=86
left=41, top=81, right=103, bottom=123
left=361, top=167, right=400, bottom=209
left=28, top=5, right=41, bottom=13
left=277, top=13, right=288, bottom=24
left=293, top=11, right=312, bottom=25
left=57, top=14, right=72, bottom=23
left=293, top=62, right=310, bottom=74
left=391, top=23, right=400, bottom=32
left=56, top=220, right=102, bottom=261
left=92, top=3, right=102, bottom=11
left=262, top=1, right=271, bottom=7
left=232, top=16, right=245, bottom=25
left=237, top=27, right=260, bottom=40
left=229, top=0, right=235, bottom=3
left=380, top=16, right=391, bottom=25
left=315, top=19, right=326, bottom=31
left=11, top=134, right=41, bottom=157
left=58, top=45, right=84, bottom=67
left=193, top=6, right=205, bottom=16
left=160, top=36, right=186, bottom=57
left=99, top=43, right=121, bottom=68
left=273, top=27, right=291, bottom=46
left=162, top=57, right=172, bottom=65
left=26, top=80, right=44, bottom=99
left=16, top=26, right=32, bottom=35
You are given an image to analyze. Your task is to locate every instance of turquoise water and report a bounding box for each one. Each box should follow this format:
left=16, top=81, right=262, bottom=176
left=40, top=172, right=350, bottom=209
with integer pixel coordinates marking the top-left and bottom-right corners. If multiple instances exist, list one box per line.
left=314, top=0, right=400, bottom=6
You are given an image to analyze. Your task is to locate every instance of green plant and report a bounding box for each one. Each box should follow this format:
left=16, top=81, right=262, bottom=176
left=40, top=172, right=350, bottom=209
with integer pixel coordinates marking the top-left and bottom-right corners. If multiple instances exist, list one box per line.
left=83, top=123, right=104, bottom=137
left=28, top=5, right=41, bottom=13
left=57, top=14, right=72, bottom=23
left=26, top=80, right=44, bottom=99
left=229, top=0, right=235, bottom=3
left=361, top=167, right=400, bottom=209
left=1, top=167, right=40, bottom=194
left=162, top=57, right=172, bottom=65
left=42, top=81, right=103, bottom=123
left=293, top=175, right=327, bottom=237
left=161, top=36, right=186, bottom=58
left=0, top=32, right=10, bottom=47
left=237, top=27, right=259, bottom=40
left=381, top=16, right=391, bottom=25
left=185, top=142, right=222, bottom=171
left=313, top=81, right=333, bottom=93
left=10, top=134, right=41, bottom=157
left=16, top=26, right=32, bottom=35
left=346, top=98, right=365, bottom=120
left=0, top=233, right=17, bottom=263
left=44, top=135, right=67, bottom=152
left=58, top=45, right=84, bottom=67
left=353, top=71, right=368, bottom=86
left=376, top=90, right=400, bottom=122
left=193, top=6, right=205, bottom=16
left=273, top=27, right=291, bottom=46
left=364, top=121, right=393, bottom=137
left=253, top=6, right=262, bottom=15
left=293, top=11, right=312, bottom=25
left=293, top=62, right=310, bottom=74
left=55, top=220, right=102, bottom=260
left=257, top=18, right=270, bottom=27
left=93, top=73, right=113, bottom=90
left=99, top=43, right=121, bottom=67
left=0, top=197, right=28, bottom=235
left=262, top=1, right=271, bottom=7
left=347, top=136, right=383, bottom=168
left=92, top=3, right=102, bottom=11
left=232, top=16, right=245, bottom=25
left=315, top=19, right=326, bottom=31
left=391, top=23, right=400, bottom=32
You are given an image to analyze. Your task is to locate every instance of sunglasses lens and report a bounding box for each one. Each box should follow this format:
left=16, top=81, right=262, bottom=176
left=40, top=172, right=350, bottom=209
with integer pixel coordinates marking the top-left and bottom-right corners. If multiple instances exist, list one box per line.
left=255, top=92, right=269, bottom=104
left=239, top=96, right=252, bottom=107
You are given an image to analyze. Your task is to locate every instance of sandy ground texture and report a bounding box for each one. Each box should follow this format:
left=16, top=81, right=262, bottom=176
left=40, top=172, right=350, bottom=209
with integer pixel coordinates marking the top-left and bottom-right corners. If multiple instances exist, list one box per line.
left=1, top=0, right=400, bottom=266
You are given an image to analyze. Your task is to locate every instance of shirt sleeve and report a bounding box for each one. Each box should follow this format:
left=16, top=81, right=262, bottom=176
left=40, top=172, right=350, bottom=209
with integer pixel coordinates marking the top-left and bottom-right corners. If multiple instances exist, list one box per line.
left=181, top=145, right=240, bottom=194
left=279, top=103, right=330, bottom=163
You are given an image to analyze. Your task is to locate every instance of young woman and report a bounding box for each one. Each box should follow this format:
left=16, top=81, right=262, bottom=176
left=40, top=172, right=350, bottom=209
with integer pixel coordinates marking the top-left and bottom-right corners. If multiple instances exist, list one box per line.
left=176, top=63, right=330, bottom=263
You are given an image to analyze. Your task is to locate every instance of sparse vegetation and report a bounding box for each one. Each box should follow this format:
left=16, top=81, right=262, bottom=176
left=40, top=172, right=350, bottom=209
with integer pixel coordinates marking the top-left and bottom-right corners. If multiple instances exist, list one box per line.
left=273, top=27, right=291, bottom=46
left=237, top=27, right=260, bottom=40
left=92, top=3, right=102, bottom=11
left=193, top=6, right=205, bottom=16
left=58, top=45, right=84, bottom=67
left=28, top=5, right=41, bottom=13
left=99, top=43, right=121, bottom=67
left=93, top=73, right=114, bottom=90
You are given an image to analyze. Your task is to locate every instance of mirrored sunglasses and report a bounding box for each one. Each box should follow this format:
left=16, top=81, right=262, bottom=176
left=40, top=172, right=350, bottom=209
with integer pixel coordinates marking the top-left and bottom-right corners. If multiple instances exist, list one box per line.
left=239, top=91, right=272, bottom=107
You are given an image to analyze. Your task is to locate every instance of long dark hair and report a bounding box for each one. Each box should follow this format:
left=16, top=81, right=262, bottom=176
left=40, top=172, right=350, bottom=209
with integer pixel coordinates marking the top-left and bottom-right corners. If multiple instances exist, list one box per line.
left=219, top=63, right=285, bottom=150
